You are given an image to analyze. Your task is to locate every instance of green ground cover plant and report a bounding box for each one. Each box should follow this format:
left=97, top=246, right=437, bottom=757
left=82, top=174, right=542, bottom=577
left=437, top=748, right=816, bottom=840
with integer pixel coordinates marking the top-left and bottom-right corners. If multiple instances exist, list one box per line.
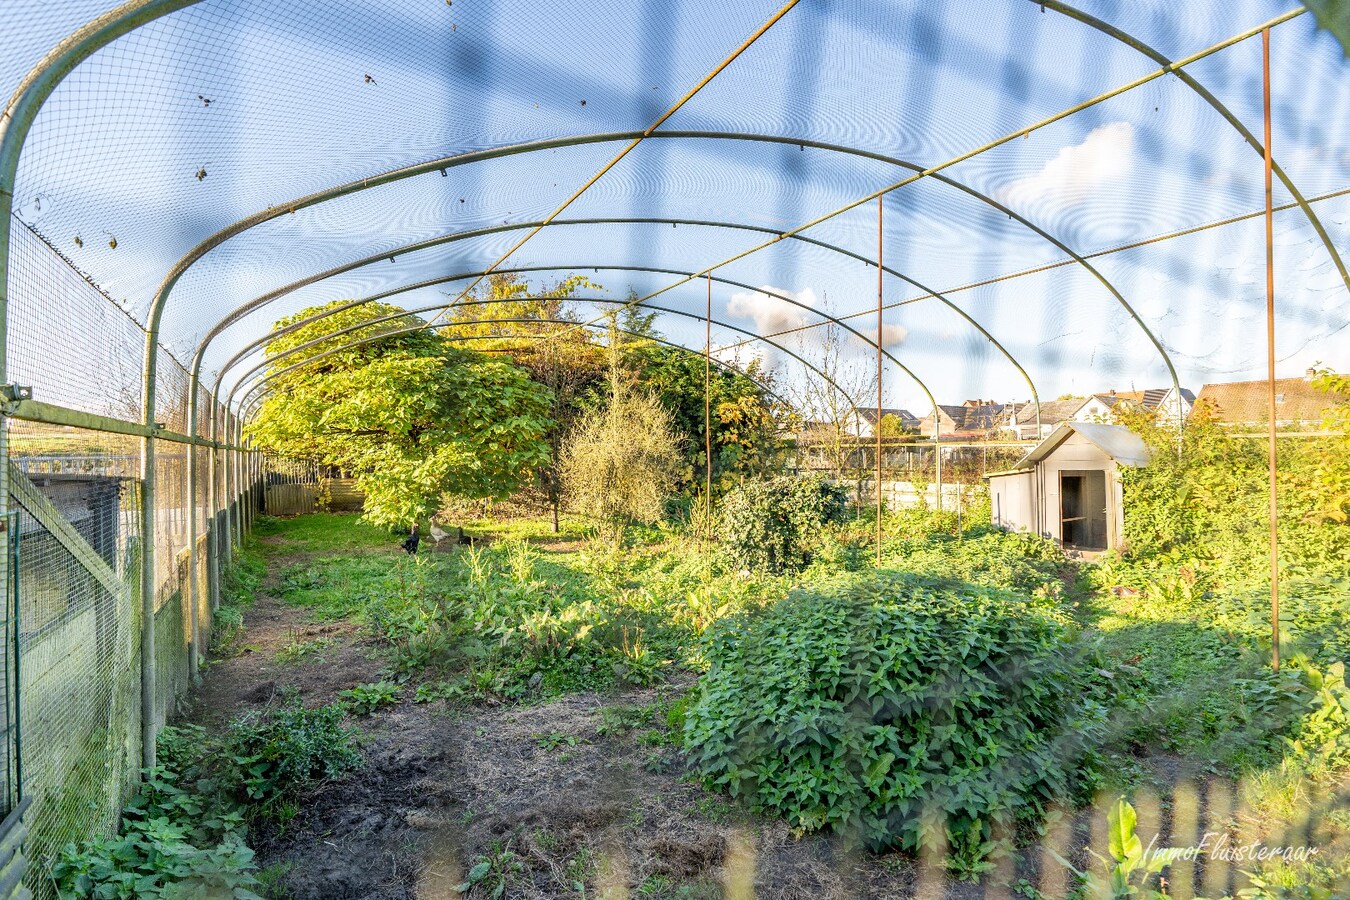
left=240, top=460, right=1350, bottom=895
left=52, top=700, right=360, bottom=899
left=684, top=570, right=1109, bottom=875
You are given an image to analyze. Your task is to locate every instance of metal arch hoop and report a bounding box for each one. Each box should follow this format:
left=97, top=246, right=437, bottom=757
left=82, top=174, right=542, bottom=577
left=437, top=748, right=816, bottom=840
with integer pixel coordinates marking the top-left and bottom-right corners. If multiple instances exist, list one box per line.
left=233, top=321, right=796, bottom=423
left=1041, top=0, right=1350, bottom=300
left=227, top=304, right=858, bottom=419
left=199, top=263, right=944, bottom=446
left=0, top=0, right=203, bottom=772
left=191, top=216, right=1040, bottom=419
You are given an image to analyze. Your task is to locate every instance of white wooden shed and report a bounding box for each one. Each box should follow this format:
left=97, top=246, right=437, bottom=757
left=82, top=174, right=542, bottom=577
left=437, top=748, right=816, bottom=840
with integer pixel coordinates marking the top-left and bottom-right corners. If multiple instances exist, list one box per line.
left=984, top=422, right=1151, bottom=553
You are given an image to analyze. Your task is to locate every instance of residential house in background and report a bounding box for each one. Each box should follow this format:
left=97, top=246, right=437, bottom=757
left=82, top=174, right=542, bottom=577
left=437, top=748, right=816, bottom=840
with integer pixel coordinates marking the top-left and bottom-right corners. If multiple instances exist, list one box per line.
left=1095, top=386, right=1195, bottom=425
left=1007, top=397, right=1096, bottom=440
left=1195, top=369, right=1345, bottom=426
left=1005, top=386, right=1195, bottom=439
left=918, top=399, right=1008, bottom=440
left=850, top=407, right=921, bottom=438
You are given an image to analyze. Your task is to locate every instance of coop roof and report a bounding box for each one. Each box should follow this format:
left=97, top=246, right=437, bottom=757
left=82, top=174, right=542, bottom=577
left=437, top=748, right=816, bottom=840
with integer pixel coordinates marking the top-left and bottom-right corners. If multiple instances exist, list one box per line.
left=1009, top=422, right=1152, bottom=471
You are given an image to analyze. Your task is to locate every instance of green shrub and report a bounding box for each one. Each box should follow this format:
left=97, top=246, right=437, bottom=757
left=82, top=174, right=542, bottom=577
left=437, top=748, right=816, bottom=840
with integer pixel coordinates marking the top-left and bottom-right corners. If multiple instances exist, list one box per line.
left=224, top=700, right=362, bottom=805
left=338, top=680, right=402, bottom=715
left=684, top=572, right=1100, bottom=865
left=717, top=474, right=848, bottom=574
left=52, top=725, right=262, bottom=899
left=882, top=529, right=1069, bottom=596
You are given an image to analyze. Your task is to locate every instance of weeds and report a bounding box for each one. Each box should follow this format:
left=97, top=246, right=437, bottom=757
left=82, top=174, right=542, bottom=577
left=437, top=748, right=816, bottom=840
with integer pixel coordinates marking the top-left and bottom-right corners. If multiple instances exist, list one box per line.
left=275, top=634, right=336, bottom=665
left=338, top=680, right=402, bottom=715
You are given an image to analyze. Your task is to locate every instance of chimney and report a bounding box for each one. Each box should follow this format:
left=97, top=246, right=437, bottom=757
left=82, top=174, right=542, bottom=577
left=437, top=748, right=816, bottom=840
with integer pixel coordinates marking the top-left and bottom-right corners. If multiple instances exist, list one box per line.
left=1306, top=367, right=1317, bottom=382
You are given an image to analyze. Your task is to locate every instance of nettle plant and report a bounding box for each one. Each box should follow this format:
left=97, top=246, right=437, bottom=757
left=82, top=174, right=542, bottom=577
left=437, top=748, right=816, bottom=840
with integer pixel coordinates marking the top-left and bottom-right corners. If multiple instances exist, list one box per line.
left=685, top=572, right=1105, bottom=874
left=717, top=474, right=849, bottom=574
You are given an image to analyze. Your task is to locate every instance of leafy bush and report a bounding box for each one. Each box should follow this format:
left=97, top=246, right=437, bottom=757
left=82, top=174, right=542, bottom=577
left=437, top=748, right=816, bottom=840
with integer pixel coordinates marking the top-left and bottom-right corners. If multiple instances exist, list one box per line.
left=224, top=700, right=362, bottom=805
left=1286, top=661, right=1350, bottom=774
left=882, top=528, right=1070, bottom=596
left=684, top=572, right=1100, bottom=864
left=52, top=726, right=262, bottom=899
left=717, top=474, right=848, bottom=574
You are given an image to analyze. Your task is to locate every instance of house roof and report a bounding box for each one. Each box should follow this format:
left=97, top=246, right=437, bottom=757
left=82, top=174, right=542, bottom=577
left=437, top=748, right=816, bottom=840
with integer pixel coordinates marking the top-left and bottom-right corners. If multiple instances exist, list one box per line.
left=928, top=402, right=1006, bottom=431
left=1014, top=397, right=1089, bottom=425
left=1196, top=375, right=1345, bottom=425
left=1093, top=388, right=1194, bottom=410
left=1007, top=422, right=1152, bottom=471
left=854, top=407, right=918, bottom=426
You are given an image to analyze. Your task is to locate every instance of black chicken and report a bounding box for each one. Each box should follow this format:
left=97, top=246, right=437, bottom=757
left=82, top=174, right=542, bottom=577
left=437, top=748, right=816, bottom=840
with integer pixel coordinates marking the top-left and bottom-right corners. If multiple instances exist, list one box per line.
left=401, top=523, right=420, bottom=555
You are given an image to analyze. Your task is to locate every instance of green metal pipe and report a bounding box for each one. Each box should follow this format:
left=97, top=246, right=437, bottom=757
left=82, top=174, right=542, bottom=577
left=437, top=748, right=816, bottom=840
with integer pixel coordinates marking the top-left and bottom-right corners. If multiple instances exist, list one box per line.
left=194, top=216, right=1041, bottom=439
left=1, top=0, right=203, bottom=775
left=232, top=312, right=849, bottom=421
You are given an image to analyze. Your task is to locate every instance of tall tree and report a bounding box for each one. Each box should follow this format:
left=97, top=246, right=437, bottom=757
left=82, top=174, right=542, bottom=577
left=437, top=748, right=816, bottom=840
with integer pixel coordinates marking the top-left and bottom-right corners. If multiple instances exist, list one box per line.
left=246, top=300, right=553, bottom=528
left=449, top=273, right=607, bottom=528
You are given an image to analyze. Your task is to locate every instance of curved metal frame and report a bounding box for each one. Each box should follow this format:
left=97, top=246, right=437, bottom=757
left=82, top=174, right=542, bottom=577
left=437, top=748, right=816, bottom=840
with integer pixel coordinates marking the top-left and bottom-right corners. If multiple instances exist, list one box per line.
left=189, top=215, right=1040, bottom=415
left=201, top=264, right=942, bottom=439
left=234, top=320, right=801, bottom=423
left=1043, top=0, right=1350, bottom=298
left=0, top=0, right=1320, bottom=780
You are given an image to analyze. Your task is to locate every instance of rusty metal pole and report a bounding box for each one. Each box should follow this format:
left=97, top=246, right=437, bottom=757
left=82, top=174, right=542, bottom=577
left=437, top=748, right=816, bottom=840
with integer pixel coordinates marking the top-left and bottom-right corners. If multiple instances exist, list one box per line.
left=705, top=273, right=713, bottom=538
left=876, top=196, right=884, bottom=565
left=1263, top=28, right=1280, bottom=672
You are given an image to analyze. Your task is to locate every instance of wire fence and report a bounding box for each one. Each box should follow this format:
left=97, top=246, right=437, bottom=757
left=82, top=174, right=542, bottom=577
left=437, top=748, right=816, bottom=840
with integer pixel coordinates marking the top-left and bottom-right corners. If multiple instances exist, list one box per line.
left=2, top=223, right=258, bottom=896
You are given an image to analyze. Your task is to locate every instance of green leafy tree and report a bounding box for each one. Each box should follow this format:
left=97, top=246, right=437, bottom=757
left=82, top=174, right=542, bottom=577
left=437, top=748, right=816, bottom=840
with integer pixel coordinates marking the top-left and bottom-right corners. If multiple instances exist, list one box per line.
left=614, top=329, right=782, bottom=494
left=246, top=301, right=553, bottom=527
left=449, top=273, right=607, bottom=528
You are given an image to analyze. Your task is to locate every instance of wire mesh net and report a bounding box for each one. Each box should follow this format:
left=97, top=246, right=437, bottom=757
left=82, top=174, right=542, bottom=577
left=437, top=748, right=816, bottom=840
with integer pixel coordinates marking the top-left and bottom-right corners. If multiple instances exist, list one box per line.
left=2, top=0, right=1350, bottom=894
left=9, top=424, right=142, bottom=888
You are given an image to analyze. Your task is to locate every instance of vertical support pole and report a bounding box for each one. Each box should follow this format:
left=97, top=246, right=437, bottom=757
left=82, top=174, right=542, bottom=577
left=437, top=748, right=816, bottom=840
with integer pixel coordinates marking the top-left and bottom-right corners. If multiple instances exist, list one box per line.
left=232, top=420, right=242, bottom=549
left=138, top=339, right=158, bottom=769
left=207, top=402, right=219, bottom=612
left=185, top=380, right=199, bottom=682
left=875, top=195, right=884, bottom=565
left=935, top=439, right=943, bottom=512
left=705, top=273, right=712, bottom=538
left=1263, top=27, right=1280, bottom=672
left=222, top=412, right=234, bottom=569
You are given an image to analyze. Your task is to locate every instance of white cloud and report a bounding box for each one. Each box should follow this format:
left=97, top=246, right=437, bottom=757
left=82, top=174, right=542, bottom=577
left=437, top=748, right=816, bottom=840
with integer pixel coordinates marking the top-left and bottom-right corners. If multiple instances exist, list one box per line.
left=865, top=322, right=909, bottom=348
left=997, top=122, right=1135, bottom=210
left=726, top=285, right=814, bottom=335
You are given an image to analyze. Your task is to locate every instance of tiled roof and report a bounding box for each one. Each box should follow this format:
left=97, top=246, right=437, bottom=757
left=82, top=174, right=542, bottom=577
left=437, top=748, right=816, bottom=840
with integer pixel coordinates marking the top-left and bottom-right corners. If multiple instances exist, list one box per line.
left=928, top=402, right=1006, bottom=431
left=1014, top=398, right=1088, bottom=425
left=855, top=407, right=918, bottom=426
left=1196, top=376, right=1345, bottom=425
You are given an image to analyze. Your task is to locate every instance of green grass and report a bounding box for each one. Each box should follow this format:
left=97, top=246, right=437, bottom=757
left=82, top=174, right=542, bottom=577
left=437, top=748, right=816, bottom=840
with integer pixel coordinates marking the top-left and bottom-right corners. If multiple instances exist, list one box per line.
left=252, top=512, right=393, bottom=552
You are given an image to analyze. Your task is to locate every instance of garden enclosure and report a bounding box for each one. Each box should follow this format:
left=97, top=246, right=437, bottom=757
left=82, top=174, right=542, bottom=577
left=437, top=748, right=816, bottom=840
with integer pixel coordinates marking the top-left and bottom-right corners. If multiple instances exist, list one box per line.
left=1, top=0, right=1349, bottom=896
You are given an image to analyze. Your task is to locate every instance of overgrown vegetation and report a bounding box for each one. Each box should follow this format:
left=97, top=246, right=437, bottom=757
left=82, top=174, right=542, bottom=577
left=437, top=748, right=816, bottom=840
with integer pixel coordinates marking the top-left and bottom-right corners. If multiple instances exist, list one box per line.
left=53, top=700, right=361, bottom=898
left=717, top=473, right=848, bottom=574
left=685, top=570, right=1105, bottom=876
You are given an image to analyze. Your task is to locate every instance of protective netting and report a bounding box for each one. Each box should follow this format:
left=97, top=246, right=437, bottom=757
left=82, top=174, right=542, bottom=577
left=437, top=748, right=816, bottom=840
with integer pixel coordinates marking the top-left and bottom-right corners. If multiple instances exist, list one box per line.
left=2, top=0, right=1350, bottom=894
left=9, top=427, right=142, bottom=886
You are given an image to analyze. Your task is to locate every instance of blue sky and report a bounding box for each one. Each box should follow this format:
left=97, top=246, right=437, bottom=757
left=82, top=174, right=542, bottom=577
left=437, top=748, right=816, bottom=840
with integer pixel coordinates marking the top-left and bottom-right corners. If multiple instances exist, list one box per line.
left=4, top=0, right=1349, bottom=418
